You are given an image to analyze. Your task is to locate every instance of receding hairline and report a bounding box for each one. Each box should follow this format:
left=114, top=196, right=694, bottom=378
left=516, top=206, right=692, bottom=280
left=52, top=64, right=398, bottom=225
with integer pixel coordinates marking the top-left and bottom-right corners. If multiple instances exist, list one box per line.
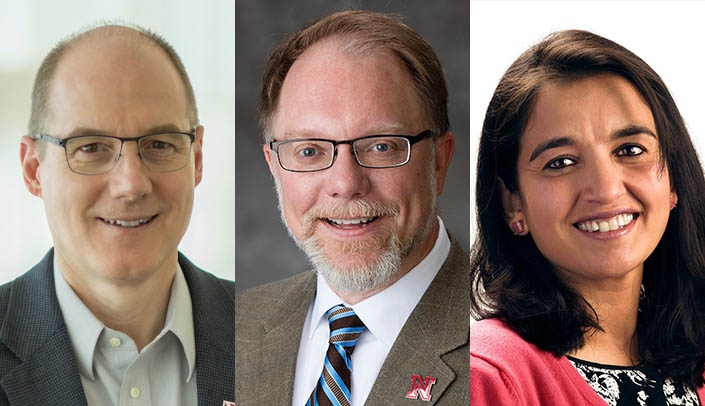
left=29, top=21, right=199, bottom=139
left=263, top=34, right=433, bottom=140
left=57, top=25, right=177, bottom=72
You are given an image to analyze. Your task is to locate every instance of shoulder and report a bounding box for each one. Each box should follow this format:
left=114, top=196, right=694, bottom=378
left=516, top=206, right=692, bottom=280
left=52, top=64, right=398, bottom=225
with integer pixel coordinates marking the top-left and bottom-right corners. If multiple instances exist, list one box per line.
left=446, top=232, right=470, bottom=269
left=0, top=279, right=14, bottom=332
left=235, top=271, right=316, bottom=332
left=471, top=318, right=537, bottom=356
left=471, top=318, right=597, bottom=405
left=178, top=252, right=234, bottom=303
left=471, top=319, right=543, bottom=404
left=471, top=318, right=555, bottom=378
left=0, top=255, right=55, bottom=376
left=236, top=270, right=315, bottom=309
left=0, top=253, right=54, bottom=325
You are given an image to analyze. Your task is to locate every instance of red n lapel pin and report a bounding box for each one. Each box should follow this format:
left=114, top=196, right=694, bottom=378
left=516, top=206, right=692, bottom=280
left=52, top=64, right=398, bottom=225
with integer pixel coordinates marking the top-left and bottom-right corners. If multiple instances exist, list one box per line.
left=222, top=401, right=236, bottom=406
left=405, top=375, right=437, bottom=401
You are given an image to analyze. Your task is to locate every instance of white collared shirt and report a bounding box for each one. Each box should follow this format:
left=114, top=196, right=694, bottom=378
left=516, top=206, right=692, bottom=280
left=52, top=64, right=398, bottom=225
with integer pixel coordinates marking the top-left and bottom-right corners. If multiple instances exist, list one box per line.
left=54, top=260, right=197, bottom=405
left=292, top=217, right=450, bottom=406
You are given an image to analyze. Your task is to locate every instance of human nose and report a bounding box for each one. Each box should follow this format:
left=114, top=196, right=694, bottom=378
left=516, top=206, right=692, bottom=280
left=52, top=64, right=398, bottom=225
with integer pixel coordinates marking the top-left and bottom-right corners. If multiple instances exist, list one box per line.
left=323, top=144, right=370, bottom=199
left=108, top=141, right=152, bottom=201
left=581, top=157, right=625, bottom=203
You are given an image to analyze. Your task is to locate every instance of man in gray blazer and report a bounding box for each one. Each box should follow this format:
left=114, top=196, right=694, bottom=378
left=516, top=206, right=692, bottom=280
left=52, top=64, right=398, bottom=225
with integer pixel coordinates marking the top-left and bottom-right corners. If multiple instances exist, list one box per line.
left=235, top=10, right=469, bottom=405
left=0, top=24, right=233, bottom=404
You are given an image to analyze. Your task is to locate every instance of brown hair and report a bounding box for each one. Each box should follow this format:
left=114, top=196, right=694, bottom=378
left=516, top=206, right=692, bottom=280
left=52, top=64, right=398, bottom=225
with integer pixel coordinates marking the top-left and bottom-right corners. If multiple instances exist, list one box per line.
left=259, top=10, right=448, bottom=142
left=29, top=22, right=198, bottom=137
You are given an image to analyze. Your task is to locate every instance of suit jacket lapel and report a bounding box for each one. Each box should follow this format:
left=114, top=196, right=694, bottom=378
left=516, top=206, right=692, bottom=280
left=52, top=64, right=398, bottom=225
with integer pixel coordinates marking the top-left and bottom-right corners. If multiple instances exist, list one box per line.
left=0, top=250, right=88, bottom=405
left=366, top=236, right=470, bottom=405
left=179, top=253, right=235, bottom=406
left=235, top=271, right=316, bottom=405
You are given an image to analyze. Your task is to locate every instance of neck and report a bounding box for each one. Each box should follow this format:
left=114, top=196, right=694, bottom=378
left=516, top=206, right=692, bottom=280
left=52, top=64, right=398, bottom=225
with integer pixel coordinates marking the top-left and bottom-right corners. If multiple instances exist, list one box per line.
left=59, top=258, right=177, bottom=351
left=567, top=274, right=642, bottom=366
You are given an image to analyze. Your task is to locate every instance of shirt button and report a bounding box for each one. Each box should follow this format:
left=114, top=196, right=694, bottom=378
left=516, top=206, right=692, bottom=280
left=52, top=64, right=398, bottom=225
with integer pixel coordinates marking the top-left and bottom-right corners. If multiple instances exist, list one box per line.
left=130, top=387, right=141, bottom=399
left=109, top=337, right=122, bottom=347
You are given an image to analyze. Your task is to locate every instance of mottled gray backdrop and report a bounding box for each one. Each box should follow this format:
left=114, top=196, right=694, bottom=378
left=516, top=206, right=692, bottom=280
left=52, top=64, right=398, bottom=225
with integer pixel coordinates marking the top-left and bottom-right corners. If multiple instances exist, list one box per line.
left=235, top=0, right=469, bottom=290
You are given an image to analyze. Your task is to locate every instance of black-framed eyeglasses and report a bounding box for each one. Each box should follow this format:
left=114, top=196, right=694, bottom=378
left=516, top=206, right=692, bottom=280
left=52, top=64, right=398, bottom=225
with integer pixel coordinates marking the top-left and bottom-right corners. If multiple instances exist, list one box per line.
left=34, top=131, right=196, bottom=175
left=269, top=130, right=433, bottom=172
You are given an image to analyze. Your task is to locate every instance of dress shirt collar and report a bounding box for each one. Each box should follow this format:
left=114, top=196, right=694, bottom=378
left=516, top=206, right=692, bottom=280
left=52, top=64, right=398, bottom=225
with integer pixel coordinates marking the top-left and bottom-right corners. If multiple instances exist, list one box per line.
left=309, top=217, right=450, bottom=348
left=54, top=259, right=196, bottom=381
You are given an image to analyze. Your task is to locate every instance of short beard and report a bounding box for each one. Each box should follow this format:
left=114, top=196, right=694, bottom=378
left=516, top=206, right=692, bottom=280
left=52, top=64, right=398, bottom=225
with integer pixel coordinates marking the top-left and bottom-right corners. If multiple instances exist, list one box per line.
left=271, top=151, right=438, bottom=294
left=299, top=200, right=408, bottom=293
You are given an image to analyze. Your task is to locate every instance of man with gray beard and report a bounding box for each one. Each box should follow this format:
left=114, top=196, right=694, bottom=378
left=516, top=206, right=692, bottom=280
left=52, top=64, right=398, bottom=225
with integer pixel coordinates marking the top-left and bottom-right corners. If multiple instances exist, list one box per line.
left=235, top=10, right=469, bottom=406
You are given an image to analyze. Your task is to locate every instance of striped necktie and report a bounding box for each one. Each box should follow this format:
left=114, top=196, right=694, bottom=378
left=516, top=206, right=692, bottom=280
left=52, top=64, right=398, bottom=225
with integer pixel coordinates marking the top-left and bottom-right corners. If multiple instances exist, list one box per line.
left=307, top=304, right=366, bottom=406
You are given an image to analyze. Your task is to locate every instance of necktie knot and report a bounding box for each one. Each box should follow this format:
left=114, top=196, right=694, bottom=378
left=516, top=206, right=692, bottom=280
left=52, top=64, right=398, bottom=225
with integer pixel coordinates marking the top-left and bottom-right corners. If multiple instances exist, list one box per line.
left=326, top=305, right=365, bottom=349
left=307, top=305, right=365, bottom=406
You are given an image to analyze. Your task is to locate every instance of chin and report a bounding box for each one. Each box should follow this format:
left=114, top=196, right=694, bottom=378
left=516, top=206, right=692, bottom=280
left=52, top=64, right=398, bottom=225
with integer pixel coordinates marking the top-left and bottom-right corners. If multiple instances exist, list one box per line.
left=301, top=236, right=405, bottom=293
left=96, top=258, right=162, bottom=282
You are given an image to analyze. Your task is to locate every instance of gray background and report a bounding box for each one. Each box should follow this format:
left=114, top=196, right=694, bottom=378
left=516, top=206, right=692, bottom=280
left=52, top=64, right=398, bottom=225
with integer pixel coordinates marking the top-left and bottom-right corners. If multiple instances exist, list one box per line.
left=235, top=0, right=469, bottom=290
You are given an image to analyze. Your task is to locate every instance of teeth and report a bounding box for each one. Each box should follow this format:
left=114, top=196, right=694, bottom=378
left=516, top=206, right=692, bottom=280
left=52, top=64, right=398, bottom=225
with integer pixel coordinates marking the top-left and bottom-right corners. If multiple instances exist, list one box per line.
left=577, top=213, right=634, bottom=233
left=329, top=217, right=374, bottom=226
left=104, top=217, right=152, bottom=227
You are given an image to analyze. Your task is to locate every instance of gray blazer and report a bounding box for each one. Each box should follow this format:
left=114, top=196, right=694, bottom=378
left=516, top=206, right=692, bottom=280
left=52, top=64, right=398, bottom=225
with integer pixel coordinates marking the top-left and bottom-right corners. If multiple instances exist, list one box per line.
left=0, top=249, right=234, bottom=405
left=235, top=233, right=469, bottom=405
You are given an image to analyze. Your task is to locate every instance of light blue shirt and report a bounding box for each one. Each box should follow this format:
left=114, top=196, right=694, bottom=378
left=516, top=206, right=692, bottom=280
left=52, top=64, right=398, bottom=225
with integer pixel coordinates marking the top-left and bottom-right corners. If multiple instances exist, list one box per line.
left=54, top=261, right=197, bottom=405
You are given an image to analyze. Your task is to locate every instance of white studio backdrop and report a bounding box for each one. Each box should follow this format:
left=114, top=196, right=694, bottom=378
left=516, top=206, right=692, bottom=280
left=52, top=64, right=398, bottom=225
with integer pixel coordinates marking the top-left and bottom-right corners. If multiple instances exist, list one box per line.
left=470, top=0, right=705, bottom=244
left=0, top=0, right=234, bottom=282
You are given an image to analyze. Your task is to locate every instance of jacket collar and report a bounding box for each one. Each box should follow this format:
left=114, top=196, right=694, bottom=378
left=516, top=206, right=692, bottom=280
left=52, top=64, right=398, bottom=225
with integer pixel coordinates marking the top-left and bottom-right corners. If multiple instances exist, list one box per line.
left=180, top=253, right=235, bottom=404
left=0, top=250, right=234, bottom=406
left=365, top=235, right=470, bottom=404
left=0, top=249, right=88, bottom=404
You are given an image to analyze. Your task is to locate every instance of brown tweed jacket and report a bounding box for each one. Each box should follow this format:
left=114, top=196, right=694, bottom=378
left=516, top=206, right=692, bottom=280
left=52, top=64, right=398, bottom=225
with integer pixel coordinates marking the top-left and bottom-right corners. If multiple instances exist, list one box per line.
left=235, top=233, right=469, bottom=405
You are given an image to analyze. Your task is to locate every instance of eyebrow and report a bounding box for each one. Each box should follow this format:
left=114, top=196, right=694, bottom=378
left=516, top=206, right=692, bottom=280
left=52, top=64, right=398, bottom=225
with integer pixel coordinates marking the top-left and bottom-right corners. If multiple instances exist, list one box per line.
left=528, top=137, right=575, bottom=162
left=613, top=125, right=657, bottom=140
left=527, top=125, right=657, bottom=162
left=66, top=124, right=186, bottom=137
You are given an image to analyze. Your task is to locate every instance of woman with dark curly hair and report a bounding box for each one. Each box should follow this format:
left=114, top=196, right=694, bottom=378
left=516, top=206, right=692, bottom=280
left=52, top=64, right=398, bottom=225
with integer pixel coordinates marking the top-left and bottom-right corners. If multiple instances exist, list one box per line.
left=470, top=29, right=705, bottom=405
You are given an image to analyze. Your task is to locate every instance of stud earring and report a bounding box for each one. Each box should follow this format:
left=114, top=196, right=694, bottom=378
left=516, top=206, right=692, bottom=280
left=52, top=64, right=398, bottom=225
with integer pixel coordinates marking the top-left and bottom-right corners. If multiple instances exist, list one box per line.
left=510, top=220, right=526, bottom=235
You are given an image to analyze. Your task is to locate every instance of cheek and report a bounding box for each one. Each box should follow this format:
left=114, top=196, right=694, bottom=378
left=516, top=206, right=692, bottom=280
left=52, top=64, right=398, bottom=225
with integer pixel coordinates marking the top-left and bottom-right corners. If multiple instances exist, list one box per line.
left=275, top=172, right=319, bottom=231
left=389, top=165, right=436, bottom=223
left=522, top=181, right=565, bottom=223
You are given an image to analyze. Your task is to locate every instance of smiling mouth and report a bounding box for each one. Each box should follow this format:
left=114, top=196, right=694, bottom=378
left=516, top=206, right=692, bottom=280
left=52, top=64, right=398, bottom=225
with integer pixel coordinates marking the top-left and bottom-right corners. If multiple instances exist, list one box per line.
left=326, top=217, right=378, bottom=228
left=575, top=213, right=636, bottom=233
left=100, top=215, right=156, bottom=228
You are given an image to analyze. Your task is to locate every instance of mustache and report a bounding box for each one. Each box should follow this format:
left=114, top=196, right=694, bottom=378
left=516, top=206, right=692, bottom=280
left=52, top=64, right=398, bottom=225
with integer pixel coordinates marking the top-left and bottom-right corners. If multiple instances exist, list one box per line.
left=302, top=200, right=399, bottom=234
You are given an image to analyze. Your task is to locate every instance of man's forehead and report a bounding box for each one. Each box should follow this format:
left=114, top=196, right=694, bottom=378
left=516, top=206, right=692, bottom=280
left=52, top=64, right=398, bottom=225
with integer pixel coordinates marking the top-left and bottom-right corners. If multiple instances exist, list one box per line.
left=294, top=37, right=400, bottom=70
left=45, top=30, right=189, bottom=135
left=272, top=40, right=422, bottom=138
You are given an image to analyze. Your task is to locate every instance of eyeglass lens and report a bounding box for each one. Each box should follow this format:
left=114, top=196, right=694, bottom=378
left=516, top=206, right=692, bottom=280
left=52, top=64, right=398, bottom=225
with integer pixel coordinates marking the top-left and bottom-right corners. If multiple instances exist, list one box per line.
left=277, top=136, right=411, bottom=171
left=65, top=133, right=193, bottom=174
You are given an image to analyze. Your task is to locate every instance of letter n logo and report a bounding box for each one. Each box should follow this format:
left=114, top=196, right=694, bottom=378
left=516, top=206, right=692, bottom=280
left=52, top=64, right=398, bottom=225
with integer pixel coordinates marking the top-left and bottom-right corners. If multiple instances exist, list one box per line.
left=405, top=374, right=437, bottom=401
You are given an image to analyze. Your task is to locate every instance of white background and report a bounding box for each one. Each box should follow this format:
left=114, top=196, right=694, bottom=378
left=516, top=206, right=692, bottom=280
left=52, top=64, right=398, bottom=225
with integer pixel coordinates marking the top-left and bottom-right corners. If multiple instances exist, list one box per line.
left=0, top=0, right=234, bottom=282
left=470, top=0, right=705, bottom=238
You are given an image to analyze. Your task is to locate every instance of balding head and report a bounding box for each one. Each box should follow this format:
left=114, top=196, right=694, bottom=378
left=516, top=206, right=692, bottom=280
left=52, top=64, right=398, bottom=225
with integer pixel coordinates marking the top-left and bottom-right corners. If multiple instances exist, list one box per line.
left=29, top=23, right=198, bottom=139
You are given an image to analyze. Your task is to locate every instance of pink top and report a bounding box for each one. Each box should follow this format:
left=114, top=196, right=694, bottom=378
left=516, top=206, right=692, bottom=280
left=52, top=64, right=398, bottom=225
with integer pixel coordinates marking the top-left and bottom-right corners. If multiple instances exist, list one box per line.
left=470, top=318, right=705, bottom=405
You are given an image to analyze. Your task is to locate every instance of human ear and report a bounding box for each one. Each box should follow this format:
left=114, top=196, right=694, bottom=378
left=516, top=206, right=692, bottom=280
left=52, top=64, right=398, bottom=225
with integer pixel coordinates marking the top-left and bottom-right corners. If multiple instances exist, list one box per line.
left=500, top=179, right=529, bottom=235
left=263, top=143, right=278, bottom=177
left=193, top=125, right=204, bottom=187
left=433, top=131, right=455, bottom=195
left=20, top=136, right=42, bottom=197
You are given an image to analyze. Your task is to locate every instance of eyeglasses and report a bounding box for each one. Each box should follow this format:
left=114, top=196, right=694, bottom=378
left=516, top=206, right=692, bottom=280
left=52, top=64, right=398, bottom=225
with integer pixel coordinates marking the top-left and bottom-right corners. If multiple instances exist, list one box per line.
left=269, top=130, right=433, bottom=172
left=34, top=131, right=196, bottom=175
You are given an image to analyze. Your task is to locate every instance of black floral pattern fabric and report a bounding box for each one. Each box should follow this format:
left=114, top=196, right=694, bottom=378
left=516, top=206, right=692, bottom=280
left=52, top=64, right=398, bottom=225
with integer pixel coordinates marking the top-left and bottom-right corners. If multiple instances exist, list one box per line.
left=568, top=356, right=699, bottom=406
